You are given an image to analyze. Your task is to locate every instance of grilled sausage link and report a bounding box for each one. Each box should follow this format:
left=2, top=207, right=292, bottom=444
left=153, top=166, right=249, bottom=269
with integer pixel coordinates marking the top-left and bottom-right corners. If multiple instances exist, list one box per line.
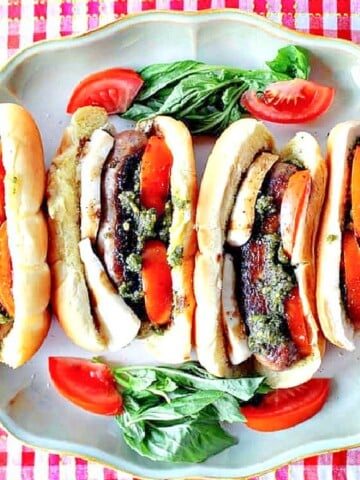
left=97, top=130, right=148, bottom=287
left=235, top=161, right=300, bottom=371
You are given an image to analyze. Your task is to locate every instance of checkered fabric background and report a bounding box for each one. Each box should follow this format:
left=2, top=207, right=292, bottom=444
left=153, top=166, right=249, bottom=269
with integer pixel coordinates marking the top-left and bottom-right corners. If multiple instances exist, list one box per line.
left=1, top=1, right=360, bottom=479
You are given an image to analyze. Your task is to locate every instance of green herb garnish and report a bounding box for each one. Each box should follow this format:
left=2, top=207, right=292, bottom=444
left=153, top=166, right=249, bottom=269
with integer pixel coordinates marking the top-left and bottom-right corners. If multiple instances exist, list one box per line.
left=106, top=361, right=269, bottom=463
left=122, top=45, right=310, bottom=135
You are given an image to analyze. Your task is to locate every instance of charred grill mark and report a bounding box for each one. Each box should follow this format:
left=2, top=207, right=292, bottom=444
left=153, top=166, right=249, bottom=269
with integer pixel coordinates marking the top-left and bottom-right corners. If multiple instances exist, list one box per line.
left=238, top=240, right=266, bottom=317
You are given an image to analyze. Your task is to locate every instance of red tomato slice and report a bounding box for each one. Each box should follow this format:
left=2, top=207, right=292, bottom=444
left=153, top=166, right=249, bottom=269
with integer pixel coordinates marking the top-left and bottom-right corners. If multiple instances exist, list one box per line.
left=343, top=230, right=360, bottom=330
left=284, top=287, right=312, bottom=357
left=240, top=79, right=334, bottom=124
left=48, top=357, right=123, bottom=416
left=140, top=136, right=173, bottom=217
left=0, top=222, right=14, bottom=318
left=241, top=378, right=330, bottom=432
left=280, top=169, right=311, bottom=257
left=66, top=68, right=144, bottom=115
left=351, top=146, right=360, bottom=239
left=142, top=239, right=172, bottom=326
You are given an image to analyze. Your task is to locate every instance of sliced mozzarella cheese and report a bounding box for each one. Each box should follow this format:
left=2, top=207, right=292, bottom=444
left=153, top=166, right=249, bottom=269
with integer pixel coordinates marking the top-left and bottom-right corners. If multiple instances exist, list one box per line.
left=80, top=129, right=114, bottom=242
left=78, top=238, right=140, bottom=350
left=222, top=253, right=251, bottom=365
left=227, top=152, right=279, bottom=247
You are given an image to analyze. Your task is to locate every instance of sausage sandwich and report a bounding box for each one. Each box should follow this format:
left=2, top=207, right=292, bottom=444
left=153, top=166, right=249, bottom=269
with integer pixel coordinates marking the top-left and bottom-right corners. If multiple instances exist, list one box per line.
left=46, top=106, right=197, bottom=362
left=317, top=120, right=360, bottom=350
left=195, top=118, right=326, bottom=387
left=0, top=103, right=50, bottom=367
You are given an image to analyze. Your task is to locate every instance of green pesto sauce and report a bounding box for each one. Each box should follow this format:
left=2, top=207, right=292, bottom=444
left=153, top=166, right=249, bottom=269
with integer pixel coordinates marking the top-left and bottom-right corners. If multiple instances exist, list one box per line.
left=244, top=191, right=296, bottom=356
left=138, top=208, right=157, bottom=240
left=284, top=157, right=305, bottom=169
left=118, top=187, right=173, bottom=304
left=126, top=253, right=142, bottom=273
left=168, top=245, right=184, bottom=267
left=119, top=281, right=144, bottom=303
left=247, top=313, right=290, bottom=355
left=0, top=313, right=12, bottom=324
left=255, top=195, right=276, bottom=217
left=158, top=201, right=172, bottom=244
left=258, top=233, right=295, bottom=316
left=172, top=196, right=189, bottom=210
left=327, top=234, right=338, bottom=243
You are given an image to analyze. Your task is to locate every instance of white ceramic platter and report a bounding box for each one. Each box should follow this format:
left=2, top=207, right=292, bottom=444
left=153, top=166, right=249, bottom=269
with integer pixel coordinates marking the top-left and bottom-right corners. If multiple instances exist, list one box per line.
left=1, top=9, right=360, bottom=480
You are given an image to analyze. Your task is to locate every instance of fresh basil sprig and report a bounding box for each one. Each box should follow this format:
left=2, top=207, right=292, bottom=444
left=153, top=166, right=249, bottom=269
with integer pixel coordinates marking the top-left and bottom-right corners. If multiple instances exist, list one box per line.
left=108, top=361, right=269, bottom=463
left=122, top=45, right=310, bottom=135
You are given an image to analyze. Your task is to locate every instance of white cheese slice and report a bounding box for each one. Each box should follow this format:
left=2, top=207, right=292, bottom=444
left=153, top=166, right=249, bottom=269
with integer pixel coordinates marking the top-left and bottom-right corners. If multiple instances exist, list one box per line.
left=78, top=238, right=140, bottom=350
left=227, top=152, right=279, bottom=247
left=222, top=253, right=251, bottom=365
left=80, top=129, right=114, bottom=242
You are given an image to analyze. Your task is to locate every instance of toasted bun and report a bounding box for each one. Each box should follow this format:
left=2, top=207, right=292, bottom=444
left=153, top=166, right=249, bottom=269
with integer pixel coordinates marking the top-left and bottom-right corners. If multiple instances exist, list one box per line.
left=316, top=120, right=360, bottom=350
left=47, top=107, right=111, bottom=352
left=195, top=119, right=325, bottom=387
left=0, top=103, right=51, bottom=368
left=47, top=107, right=196, bottom=360
left=195, top=119, right=275, bottom=378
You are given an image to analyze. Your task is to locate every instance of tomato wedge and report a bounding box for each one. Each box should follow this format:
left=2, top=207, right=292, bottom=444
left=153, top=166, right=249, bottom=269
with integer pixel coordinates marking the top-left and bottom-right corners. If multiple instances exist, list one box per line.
left=343, top=229, right=360, bottom=330
left=48, top=357, right=123, bottom=415
left=0, top=222, right=14, bottom=318
left=142, top=239, right=172, bottom=326
left=66, top=68, right=144, bottom=115
left=241, top=378, right=330, bottom=432
left=280, top=169, right=311, bottom=257
left=351, top=146, right=360, bottom=239
left=240, top=79, right=334, bottom=124
left=140, top=136, right=173, bottom=216
left=284, top=287, right=311, bottom=357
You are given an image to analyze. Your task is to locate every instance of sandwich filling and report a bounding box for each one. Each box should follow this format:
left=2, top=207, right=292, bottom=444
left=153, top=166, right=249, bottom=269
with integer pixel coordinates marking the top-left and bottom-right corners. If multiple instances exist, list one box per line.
left=0, top=145, right=14, bottom=342
left=225, top=155, right=312, bottom=371
left=78, top=126, right=180, bottom=334
left=341, top=139, right=360, bottom=330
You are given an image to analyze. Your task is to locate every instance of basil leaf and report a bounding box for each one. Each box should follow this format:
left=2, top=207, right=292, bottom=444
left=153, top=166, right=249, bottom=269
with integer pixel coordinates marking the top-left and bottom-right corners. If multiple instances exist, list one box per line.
left=105, top=360, right=271, bottom=463
left=212, top=393, right=245, bottom=423
left=157, top=73, right=238, bottom=116
left=266, top=45, right=310, bottom=80
left=127, top=390, right=224, bottom=423
left=112, top=362, right=267, bottom=401
left=118, top=409, right=146, bottom=441
left=117, top=407, right=237, bottom=463
left=138, top=60, right=208, bottom=100
left=113, top=368, right=157, bottom=391
left=122, top=103, right=156, bottom=122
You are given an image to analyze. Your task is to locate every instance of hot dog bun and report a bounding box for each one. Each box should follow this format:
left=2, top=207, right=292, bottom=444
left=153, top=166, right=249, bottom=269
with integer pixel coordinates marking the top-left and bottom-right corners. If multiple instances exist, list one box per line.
left=46, top=107, right=196, bottom=362
left=0, top=103, right=51, bottom=368
left=195, top=118, right=326, bottom=388
left=316, top=120, right=360, bottom=351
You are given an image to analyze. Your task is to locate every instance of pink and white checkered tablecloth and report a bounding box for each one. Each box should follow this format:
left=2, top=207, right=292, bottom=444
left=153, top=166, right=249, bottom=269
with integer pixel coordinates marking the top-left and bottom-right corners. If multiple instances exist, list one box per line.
left=1, top=1, right=360, bottom=479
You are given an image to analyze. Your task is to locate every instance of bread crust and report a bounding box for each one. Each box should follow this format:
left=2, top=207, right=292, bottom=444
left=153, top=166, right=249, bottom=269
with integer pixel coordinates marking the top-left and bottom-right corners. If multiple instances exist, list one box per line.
left=47, top=108, right=197, bottom=359
left=195, top=119, right=325, bottom=387
left=316, top=120, right=360, bottom=350
left=0, top=103, right=50, bottom=368
left=47, top=107, right=110, bottom=351
left=195, top=119, right=275, bottom=378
